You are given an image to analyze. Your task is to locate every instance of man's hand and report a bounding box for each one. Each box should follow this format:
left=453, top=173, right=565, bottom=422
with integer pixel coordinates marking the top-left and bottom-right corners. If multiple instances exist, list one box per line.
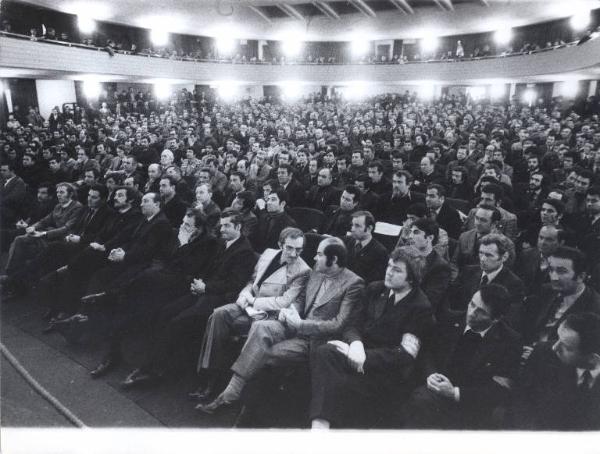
left=15, top=220, right=28, bottom=229
left=427, top=373, right=456, bottom=400
left=328, top=340, right=350, bottom=357
left=283, top=306, right=301, bottom=329
left=401, top=333, right=421, bottom=359
left=108, top=248, right=125, bottom=262
left=347, top=341, right=366, bottom=374
left=66, top=234, right=81, bottom=243
left=25, top=226, right=36, bottom=234
left=89, top=242, right=106, bottom=251
left=29, top=230, right=45, bottom=238
left=236, top=293, right=252, bottom=308
left=521, top=345, right=534, bottom=362
left=190, top=278, right=206, bottom=295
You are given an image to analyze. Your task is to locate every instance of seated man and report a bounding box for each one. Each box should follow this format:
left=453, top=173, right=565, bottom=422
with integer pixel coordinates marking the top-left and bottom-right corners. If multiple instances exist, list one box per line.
left=512, top=312, right=600, bottom=430
left=194, top=227, right=311, bottom=398
left=452, top=206, right=501, bottom=270
left=343, top=210, right=389, bottom=284
left=401, top=218, right=452, bottom=313
left=309, top=248, right=435, bottom=429
left=521, top=246, right=600, bottom=351
left=320, top=185, right=360, bottom=237
left=254, top=188, right=297, bottom=253
left=2, top=182, right=83, bottom=297
left=119, top=209, right=257, bottom=385
left=87, top=208, right=220, bottom=377
left=403, top=284, right=521, bottom=429
left=196, top=237, right=364, bottom=414
left=449, top=233, right=524, bottom=328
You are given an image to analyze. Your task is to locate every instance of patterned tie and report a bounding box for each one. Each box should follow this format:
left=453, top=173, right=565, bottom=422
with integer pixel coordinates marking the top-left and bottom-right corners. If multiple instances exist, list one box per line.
left=580, top=370, right=593, bottom=390
left=480, top=274, right=489, bottom=287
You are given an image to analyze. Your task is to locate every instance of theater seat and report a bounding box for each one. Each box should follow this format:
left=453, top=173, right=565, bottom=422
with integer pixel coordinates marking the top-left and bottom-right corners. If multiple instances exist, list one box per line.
left=289, top=207, right=325, bottom=233
left=301, top=232, right=324, bottom=268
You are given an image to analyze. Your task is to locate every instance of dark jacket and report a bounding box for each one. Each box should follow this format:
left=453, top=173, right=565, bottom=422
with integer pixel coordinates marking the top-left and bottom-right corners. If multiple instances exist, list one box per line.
left=204, top=235, right=257, bottom=301
left=254, top=211, right=297, bottom=253
left=377, top=191, right=425, bottom=226
left=306, top=185, right=341, bottom=212
left=121, top=212, right=175, bottom=267
left=73, top=203, right=116, bottom=246
left=344, top=282, right=435, bottom=376
left=433, top=201, right=463, bottom=240
left=162, top=195, right=189, bottom=228
left=344, top=237, right=389, bottom=284
left=423, top=317, right=521, bottom=422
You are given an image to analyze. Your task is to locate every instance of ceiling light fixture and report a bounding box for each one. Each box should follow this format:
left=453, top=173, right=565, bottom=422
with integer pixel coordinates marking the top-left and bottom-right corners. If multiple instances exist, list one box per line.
left=494, top=27, right=512, bottom=45
left=570, top=9, right=591, bottom=30
left=150, top=28, right=169, bottom=46
left=77, top=15, right=96, bottom=34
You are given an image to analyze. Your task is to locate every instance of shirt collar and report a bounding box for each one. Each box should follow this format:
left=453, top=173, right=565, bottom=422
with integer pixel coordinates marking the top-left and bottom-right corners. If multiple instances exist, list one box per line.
left=465, top=322, right=494, bottom=338
left=483, top=264, right=503, bottom=283
left=577, top=365, right=600, bottom=388
left=225, top=237, right=239, bottom=249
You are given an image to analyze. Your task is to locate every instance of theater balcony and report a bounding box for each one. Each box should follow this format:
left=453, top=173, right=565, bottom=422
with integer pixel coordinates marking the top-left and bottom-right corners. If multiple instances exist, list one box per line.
left=1, top=33, right=600, bottom=85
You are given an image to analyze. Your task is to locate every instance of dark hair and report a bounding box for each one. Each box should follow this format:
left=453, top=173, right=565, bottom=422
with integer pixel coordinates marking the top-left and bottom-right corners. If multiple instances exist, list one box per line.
left=271, top=187, right=289, bottom=205
left=391, top=150, right=408, bottom=162
left=394, top=170, right=413, bottom=184
left=235, top=190, right=256, bottom=211
left=352, top=210, right=375, bottom=232
left=230, top=171, right=246, bottom=183
left=562, top=312, right=600, bottom=355
left=407, top=202, right=428, bottom=218
left=89, top=183, right=108, bottom=200
left=427, top=183, right=446, bottom=198
left=412, top=217, right=440, bottom=245
left=84, top=167, right=100, bottom=179
left=476, top=206, right=502, bottom=223
left=389, top=248, right=420, bottom=286
left=279, top=227, right=304, bottom=245
left=368, top=160, right=385, bottom=174
left=479, top=283, right=511, bottom=319
left=576, top=168, right=593, bottom=181
left=480, top=183, right=503, bottom=203
left=185, top=207, right=208, bottom=230
left=220, top=208, right=244, bottom=227
left=540, top=198, right=565, bottom=215
left=549, top=246, right=587, bottom=277
left=277, top=163, right=293, bottom=176
left=0, top=161, right=16, bottom=172
left=343, top=185, right=361, bottom=201
left=587, top=186, right=600, bottom=198
left=116, top=185, right=139, bottom=203
left=323, top=241, right=348, bottom=268
left=160, top=175, right=178, bottom=188
left=144, top=192, right=161, bottom=204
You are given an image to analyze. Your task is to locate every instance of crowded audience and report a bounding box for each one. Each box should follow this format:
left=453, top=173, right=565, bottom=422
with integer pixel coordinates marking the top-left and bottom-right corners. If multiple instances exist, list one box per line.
left=1, top=88, right=600, bottom=430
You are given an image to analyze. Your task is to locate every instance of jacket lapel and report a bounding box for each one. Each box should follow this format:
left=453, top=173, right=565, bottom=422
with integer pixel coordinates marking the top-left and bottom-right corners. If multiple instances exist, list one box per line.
left=304, top=272, right=325, bottom=315
left=253, top=249, right=278, bottom=286
left=311, top=272, right=345, bottom=311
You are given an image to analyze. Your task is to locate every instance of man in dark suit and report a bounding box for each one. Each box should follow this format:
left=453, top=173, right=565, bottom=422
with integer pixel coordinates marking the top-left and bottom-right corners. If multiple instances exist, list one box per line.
left=401, top=218, right=452, bottom=313
left=320, top=186, right=360, bottom=237
left=306, top=168, right=341, bottom=212
left=512, top=312, right=600, bottom=430
left=254, top=188, right=297, bottom=253
left=516, top=225, right=564, bottom=297
left=159, top=176, right=189, bottom=228
left=40, top=186, right=145, bottom=321
left=450, top=233, right=524, bottom=328
left=77, top=192, right=175, bottom=305
left=377, top=171, right=425, bottom=226
left=119, top=209, right=256, bottom=385
left=18, top=183, right=115, bottom=283
left=276, top=164, right=305, bottom=208
left=343, top=211, right=389, bottom=284
left=452, top=206, right=501, bottom=270
left=309, top=248, right=435, bottom=428
left=425, top=184, right=462, bottom=240
left=87, top=208, right=220, bottom=377
left=197, top=237, right=364, bottom=414
left=0, top=161, right=27, bottom=228
left=521, top=246, right=600, bottom=349
left=403, top=284, right=521, bottom=429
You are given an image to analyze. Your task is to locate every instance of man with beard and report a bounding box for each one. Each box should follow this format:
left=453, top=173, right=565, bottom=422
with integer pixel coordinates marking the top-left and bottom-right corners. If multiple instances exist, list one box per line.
left=377, top=171, right=425, bottom=226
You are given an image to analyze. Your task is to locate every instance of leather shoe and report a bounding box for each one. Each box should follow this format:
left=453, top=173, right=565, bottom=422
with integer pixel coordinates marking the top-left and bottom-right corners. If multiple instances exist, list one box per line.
left=195, top=394, right=235, bottom=415
left=81, top=293, right=106, bottom=305
left=188, top=382, right=215, bottom=401
left=121, top=368, right=160, bottom=388
left=90, top=356, right=120, bottom=378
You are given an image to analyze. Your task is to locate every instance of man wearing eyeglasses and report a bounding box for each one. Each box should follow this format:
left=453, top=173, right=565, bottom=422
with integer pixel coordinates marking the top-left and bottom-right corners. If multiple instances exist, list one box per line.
left=192, top=227, right=311, bottom=400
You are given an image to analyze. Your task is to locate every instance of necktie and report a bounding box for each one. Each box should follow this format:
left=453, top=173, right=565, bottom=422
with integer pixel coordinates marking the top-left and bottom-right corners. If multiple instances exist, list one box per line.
left=580, top=370, right=593, bottom=390
left=480, top=274, right=489, bottom=287
left=355, top=242, right=363, bottom=254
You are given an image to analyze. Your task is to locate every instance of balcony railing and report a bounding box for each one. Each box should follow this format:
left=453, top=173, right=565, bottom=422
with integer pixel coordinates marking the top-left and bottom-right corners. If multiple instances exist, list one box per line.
left=1, top=31, right=599, bottom=84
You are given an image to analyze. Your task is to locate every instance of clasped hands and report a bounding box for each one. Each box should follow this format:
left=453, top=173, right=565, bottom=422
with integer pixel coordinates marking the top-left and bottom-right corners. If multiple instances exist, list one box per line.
left=426, top=373, right=457, bottom=400
left=278, top=305, right=301, bottom=329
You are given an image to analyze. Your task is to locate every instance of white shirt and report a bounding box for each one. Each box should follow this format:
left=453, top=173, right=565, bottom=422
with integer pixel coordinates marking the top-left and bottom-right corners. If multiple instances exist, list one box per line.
left=482, top=264, right=503, bottom=284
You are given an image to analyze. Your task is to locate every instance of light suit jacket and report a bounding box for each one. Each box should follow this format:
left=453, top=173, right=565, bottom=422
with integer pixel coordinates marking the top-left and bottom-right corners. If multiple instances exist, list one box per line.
left=239, top=248, right=311, bottom=312
left=293, top=268, right=364, bottom=339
